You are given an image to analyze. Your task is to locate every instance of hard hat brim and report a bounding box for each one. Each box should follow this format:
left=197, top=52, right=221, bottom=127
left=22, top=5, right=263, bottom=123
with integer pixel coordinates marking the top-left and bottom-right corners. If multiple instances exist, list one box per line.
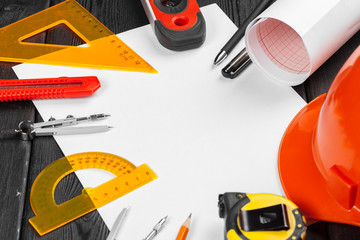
left=278, top=94, right=360, bottom=227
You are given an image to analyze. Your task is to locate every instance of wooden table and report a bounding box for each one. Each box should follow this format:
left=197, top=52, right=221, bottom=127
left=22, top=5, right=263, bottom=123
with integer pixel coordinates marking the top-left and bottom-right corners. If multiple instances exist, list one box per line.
left=0, top=0, right=359, bottom=239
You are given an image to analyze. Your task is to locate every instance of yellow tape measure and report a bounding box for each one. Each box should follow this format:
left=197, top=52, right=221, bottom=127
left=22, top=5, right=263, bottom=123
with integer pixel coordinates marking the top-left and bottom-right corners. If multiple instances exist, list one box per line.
left=218, top=192, right=306, bottom=240
left=0, top=0, right=157, bottom=73
left=29, top=152, right=157, bottom=236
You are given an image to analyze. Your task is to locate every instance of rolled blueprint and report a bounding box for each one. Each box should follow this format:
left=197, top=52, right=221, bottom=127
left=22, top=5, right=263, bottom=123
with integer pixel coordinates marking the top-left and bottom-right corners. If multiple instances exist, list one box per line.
left=245, top=0, right=360, bottom=86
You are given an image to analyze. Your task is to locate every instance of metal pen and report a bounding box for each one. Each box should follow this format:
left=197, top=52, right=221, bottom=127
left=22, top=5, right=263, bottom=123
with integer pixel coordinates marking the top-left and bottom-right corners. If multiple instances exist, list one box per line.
left=213, top=0, right=274, bottom=65
left=143, top=216, right=168, bottom=240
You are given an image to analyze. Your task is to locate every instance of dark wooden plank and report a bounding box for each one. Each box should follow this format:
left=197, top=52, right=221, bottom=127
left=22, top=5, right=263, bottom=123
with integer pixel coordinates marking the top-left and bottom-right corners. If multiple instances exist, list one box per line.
left=306, top=221, right=329, bottom=240
left=19, top=1, right=115, bottom=239
left=18, top=0, right=153, bottom=239
left=20, top=133, right=108, bottom=240
left=0, top=100, right=34, bottom=240
left=0, top=1, right=50, bottom=239
left=327, top=222, right=360, bottom=240
left=18, top=0, right=155, bottom=238
left=81, top=0, right=150, bottom=34
left=305, top=30, right=360, bottom=101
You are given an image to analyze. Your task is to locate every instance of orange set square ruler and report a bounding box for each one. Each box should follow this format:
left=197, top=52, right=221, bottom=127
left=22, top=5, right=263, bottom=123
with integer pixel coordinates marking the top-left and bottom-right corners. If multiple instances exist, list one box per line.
left=0, top=0, right=157, bottom=73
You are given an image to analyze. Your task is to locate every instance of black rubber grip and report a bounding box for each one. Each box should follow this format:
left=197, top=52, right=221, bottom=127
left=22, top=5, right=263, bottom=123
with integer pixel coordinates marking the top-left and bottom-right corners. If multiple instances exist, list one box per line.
left=154, top=11, right=206, bottom=51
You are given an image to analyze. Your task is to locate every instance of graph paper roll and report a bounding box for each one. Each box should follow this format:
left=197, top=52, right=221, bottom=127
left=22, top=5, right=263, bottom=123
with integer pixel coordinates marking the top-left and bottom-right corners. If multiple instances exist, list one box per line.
left=245, top=0, right=360, bottom=86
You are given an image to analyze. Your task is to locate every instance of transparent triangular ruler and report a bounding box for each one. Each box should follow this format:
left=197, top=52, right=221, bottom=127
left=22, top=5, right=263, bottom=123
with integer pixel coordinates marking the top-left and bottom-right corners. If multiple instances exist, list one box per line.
left=0, top=0, right=157, bottom=73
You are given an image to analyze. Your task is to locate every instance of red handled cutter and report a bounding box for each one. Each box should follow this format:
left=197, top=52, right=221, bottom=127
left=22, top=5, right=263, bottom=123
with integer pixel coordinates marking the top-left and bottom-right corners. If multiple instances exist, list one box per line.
left=0, top=76, right=101, bottom=101
left=141, top=0, right=206, bottom=51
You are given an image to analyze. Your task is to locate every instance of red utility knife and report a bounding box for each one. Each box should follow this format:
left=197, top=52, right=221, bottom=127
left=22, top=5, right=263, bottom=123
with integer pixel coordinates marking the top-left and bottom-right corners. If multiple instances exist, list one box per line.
left=141, top=0, right=206, bottom=51
left=0, top=76, right=101, bottom=101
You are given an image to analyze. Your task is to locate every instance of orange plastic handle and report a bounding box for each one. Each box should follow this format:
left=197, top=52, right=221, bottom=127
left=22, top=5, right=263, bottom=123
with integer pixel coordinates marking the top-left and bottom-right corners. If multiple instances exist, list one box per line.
left=0, top=76, right=101, bottom=101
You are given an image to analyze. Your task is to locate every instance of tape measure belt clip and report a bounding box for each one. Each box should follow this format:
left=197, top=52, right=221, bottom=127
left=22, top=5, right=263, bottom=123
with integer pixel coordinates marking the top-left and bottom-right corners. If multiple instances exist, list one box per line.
left=239, top=204, right=290, bottom=232
left=218, top=192, right=306, bottom=240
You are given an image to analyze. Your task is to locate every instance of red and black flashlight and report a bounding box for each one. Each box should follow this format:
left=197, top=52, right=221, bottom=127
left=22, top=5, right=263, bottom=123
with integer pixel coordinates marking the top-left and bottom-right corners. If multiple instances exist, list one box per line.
left=141, top=0, right=206, bottom=51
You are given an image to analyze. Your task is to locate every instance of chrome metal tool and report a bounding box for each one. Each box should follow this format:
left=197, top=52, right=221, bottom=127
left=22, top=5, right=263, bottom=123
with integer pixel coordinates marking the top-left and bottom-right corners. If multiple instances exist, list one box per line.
left=106, top=207, right=129, bottom=240
left=1, top=113, right=112, bottom=140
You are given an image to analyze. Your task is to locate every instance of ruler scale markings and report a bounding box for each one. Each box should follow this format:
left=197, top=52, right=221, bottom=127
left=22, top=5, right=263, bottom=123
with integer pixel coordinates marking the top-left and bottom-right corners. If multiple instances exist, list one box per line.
left=0, top=0, right=157, bottom=73
left=29, top=152, right=157, bottom=236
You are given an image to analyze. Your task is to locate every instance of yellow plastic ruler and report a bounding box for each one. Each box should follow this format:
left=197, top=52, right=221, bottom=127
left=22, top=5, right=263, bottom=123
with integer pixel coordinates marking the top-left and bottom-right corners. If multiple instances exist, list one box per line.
left=29, top=152, right=157, bottom=236
left=0, top=0, right=157, bottom=73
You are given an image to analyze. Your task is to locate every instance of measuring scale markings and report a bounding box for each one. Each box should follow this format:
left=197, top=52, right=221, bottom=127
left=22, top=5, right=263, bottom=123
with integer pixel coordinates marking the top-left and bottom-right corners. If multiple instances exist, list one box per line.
left=29, top=152, right=157, bottom=236
left=0, top=0, right=157, bottom=73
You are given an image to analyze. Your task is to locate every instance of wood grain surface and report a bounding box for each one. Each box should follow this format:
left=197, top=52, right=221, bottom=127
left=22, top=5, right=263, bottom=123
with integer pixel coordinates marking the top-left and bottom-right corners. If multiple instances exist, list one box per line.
left=0, top=0, right=359, bottom=239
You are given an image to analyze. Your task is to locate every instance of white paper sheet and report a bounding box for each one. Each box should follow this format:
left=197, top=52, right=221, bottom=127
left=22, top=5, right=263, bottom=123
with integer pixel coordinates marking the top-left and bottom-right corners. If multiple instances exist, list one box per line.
left=245, top=0, right=360, bottom=86
left=13, top=4, right=306, bottom=239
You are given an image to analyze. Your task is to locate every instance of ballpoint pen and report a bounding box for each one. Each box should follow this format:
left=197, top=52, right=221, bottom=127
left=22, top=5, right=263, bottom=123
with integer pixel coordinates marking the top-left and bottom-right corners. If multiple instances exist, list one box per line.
left=143, top=216, right=168, bottom=240
left=213, top=0, right=273, bottom=65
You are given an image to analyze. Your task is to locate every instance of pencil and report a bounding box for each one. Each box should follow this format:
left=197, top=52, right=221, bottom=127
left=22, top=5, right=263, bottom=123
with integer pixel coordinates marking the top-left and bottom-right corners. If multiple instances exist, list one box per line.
left=176, top=214, right=192, bottom=240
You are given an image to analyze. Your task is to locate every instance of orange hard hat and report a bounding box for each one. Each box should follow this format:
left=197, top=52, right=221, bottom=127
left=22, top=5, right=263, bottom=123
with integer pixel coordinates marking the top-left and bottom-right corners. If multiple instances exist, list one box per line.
left=278, top=45, right=360, bottom=226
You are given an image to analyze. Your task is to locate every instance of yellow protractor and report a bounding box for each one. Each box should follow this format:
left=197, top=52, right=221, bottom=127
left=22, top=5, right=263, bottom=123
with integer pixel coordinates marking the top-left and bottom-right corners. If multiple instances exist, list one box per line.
left=29, top=152, right=157, bottom=236
left=218, top=192, right=306, bottom=240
